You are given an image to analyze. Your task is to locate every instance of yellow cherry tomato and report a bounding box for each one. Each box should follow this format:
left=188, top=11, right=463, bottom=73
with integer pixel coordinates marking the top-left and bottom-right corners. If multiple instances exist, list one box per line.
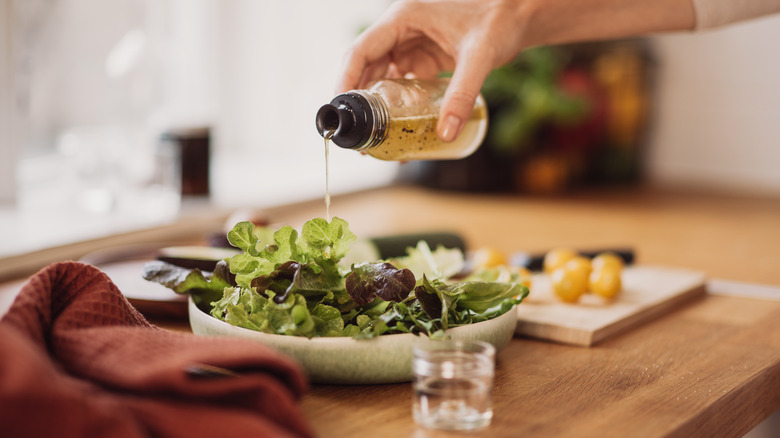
left=564, top=256, right=592, bottom=278
left=491, top=265, right=531, bottom=284
left=471, top=247, right=509, bottom=269
left=551, top=265, right=588, bottom=303
left=496, top=265, right=533, bottom=297
left=591, top=252, right=625, bottom=272
left=512, top=265, right=532, bottom=290
left=519, top=266, right=532, bottom=289
left=543, top=248, right=578, bottom=274
left=589, top=267, right=623, bottom=299
left=513, top=265, right=531, bottom=277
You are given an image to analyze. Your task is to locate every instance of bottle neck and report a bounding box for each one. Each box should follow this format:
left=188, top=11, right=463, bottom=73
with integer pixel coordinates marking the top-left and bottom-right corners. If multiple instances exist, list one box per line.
left=351, top=90, right=388, bottom=151
left=315, top=90, right=388, bottom=150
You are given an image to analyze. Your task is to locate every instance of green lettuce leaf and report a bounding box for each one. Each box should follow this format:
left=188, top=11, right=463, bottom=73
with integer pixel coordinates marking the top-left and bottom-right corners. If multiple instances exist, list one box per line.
left=141, top=260, right=233, bottom=308
left=438, top=280, right=529, bottom=314
left=301, top=217, right=356, bottom=261
left=227, top=221, right=260, bottom=256
left=389, top=240, right=464, bottom=280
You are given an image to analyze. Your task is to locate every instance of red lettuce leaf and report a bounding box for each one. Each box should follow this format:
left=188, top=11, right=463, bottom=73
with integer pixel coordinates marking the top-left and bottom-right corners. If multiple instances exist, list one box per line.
left=345, top=262, right=416, bottom=306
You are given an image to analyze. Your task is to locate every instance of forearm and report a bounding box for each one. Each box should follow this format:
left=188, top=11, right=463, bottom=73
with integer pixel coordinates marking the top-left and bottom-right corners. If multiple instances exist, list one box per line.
left=520, top=0, right=696, bottom=48
left=692, top=0, right=780, bottom=28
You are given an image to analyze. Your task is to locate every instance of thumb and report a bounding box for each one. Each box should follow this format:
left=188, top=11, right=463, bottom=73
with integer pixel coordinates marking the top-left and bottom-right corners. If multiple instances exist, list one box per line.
left=437, top=47, right=492, bottom=142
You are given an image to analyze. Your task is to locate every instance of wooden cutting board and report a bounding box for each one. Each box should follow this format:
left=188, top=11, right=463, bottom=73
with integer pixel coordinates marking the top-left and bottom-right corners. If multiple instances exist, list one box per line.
left=515, top=265, right=707, bottom=347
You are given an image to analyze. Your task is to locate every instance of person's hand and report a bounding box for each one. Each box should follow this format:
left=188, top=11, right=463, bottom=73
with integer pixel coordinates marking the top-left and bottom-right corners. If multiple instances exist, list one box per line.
left=336, top=0, right=696, bottom=143
left=336, top=0, right=530, bottom=143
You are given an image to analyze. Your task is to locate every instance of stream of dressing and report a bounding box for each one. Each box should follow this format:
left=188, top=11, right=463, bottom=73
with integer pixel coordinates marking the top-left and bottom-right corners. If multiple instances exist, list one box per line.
left=323, top=129, right=335, bottom=221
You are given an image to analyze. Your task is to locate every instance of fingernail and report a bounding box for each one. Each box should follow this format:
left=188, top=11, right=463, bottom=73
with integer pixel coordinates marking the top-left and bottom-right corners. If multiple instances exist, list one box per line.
left=439, top=115, right=462, bottom=142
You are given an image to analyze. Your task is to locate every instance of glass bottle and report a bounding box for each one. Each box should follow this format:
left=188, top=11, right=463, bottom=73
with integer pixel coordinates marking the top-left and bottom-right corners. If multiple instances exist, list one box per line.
left=315, top=78, right=488, bottom=161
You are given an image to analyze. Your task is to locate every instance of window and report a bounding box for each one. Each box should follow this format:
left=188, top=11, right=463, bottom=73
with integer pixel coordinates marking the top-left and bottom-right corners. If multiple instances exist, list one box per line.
left=1, top=0, right=398, bottom=257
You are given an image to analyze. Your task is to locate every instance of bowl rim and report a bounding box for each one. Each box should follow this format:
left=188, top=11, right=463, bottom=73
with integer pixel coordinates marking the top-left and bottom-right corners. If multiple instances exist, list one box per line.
left=188, top=296, right=519, bottom=384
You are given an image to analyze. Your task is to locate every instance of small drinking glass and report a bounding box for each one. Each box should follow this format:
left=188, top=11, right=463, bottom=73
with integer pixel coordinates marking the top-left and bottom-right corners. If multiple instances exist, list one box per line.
left=412, top=339, right=496, bottom=431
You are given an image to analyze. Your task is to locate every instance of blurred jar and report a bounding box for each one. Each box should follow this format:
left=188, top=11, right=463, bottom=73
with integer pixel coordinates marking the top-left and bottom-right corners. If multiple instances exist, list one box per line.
left=160, top=126, right=211, bottom=196
left=315, top=78, right=488, bottom=161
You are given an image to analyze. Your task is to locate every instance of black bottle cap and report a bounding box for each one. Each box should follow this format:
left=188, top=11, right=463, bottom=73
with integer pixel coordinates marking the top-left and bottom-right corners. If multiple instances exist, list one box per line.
left=315, top=93, right=372, bottom=149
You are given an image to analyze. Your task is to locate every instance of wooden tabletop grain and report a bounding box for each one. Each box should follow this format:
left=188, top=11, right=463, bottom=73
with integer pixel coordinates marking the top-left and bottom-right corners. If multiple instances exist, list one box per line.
left=2, top=184, right=779, bottom=437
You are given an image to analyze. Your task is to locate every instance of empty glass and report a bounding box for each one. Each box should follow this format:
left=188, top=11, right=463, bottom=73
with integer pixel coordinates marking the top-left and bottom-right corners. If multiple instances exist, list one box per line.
left=412, top=339, right=496, bottom=431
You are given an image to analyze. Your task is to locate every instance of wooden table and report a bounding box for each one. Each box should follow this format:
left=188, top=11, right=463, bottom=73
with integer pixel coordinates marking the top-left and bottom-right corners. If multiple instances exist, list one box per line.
left=2, top=185, right=780, bottom=437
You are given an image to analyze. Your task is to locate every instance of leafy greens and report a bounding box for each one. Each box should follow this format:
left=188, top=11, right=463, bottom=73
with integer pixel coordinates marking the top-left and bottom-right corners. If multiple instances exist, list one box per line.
left=143, top=217, right=528, bottom=339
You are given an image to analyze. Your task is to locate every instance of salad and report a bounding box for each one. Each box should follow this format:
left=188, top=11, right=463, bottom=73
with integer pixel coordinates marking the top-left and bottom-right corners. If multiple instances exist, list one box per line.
left=143, top=217, right=528, bottom=339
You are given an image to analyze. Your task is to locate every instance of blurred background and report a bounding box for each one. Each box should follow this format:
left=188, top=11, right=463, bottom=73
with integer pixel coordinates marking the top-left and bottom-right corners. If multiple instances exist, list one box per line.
left=1, top=0, right=779, bottom=255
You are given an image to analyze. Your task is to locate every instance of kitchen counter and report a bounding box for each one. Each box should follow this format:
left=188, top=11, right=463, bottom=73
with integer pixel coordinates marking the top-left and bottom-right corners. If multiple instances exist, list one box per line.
left=2, top=184, right=780, bottom=437
left=259, top=184, right=780, bottom=286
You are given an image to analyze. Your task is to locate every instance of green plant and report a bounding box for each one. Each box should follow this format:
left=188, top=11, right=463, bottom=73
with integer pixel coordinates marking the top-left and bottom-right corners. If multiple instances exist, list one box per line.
left=481, top=46, right=589, bottom=156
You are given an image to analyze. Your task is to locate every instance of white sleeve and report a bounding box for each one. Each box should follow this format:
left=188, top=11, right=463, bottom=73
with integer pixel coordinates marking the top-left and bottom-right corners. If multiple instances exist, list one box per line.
left=692, top=0, right=780, bottom=29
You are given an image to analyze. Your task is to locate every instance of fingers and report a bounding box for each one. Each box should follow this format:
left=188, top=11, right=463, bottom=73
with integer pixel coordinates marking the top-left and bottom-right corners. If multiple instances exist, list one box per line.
left=358, top=56, right=393, bottom=89
left=389, top=36, right=455, bottom=78
left=336, top=36, right=388, bottom=93
left=336, top=4, right=407, bottom=93
left=437, top=41, right=494, bottom=142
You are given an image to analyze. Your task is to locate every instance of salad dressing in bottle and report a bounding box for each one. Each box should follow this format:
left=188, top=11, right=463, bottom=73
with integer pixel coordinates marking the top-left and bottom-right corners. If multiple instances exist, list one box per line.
left=315, top=78, right=487, bottom=161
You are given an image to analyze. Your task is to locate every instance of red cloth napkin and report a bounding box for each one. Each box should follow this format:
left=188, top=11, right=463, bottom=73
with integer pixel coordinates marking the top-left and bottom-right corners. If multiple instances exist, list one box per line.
left=0, top=261, right=314, bottom=438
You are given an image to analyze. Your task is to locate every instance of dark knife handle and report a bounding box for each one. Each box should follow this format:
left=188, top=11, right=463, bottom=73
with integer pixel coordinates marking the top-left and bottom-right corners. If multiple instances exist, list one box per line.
left=370, top=232, right=467, bottom=259
left=511, top=248, right=635, bottom=271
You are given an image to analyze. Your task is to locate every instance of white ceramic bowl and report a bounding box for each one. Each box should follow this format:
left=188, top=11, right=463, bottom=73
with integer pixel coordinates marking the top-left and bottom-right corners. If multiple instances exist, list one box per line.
left=188, top=297, right=518, bottom=384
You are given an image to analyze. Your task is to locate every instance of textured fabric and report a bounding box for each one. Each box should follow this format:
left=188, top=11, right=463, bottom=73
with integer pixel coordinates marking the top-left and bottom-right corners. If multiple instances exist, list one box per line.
left=692, top=0, right=780, bottom=29
left=0, top=261, right=314, bottom=438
